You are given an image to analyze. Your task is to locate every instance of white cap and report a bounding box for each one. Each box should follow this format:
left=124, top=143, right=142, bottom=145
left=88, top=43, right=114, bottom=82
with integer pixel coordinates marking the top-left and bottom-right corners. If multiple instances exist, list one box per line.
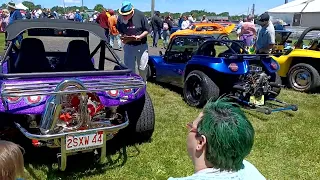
left=76, top=9, right=79, bottom=12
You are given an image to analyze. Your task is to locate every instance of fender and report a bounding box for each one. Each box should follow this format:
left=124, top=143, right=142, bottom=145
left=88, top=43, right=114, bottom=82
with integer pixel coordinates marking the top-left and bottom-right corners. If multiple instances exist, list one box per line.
left=187, top=55, right=249, bottom=75
left=272, top=49, right=320, bottom=77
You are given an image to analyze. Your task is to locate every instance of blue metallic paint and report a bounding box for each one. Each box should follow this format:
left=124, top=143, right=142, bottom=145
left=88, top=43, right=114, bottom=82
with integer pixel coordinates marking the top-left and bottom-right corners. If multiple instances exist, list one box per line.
left=149, top=54, right=279, bottom=87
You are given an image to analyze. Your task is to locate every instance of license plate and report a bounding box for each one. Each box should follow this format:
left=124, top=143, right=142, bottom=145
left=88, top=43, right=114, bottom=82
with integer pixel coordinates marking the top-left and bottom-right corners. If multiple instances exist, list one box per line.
left=66, top=131, right=103, bottom=151
left=249, top=95, right=265, bottom=106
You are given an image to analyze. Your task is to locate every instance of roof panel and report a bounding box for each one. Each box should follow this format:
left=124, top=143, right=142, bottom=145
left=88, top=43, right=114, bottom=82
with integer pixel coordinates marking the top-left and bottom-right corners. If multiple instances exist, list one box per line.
left=5, top=19, right=107, bottom=41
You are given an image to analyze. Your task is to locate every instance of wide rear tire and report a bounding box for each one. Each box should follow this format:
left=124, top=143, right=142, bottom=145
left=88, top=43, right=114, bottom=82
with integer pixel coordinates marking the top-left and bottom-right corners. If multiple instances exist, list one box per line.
left=183, top=70, right=220, bottom=108
left=121, top=92, right=155, bottom=143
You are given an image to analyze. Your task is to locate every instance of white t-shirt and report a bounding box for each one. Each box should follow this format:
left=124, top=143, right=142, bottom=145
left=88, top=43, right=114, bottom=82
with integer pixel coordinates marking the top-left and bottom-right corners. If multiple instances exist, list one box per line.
left=168, top=160, right=266, bottom=180
left=181, top=20, right=190, bottom=30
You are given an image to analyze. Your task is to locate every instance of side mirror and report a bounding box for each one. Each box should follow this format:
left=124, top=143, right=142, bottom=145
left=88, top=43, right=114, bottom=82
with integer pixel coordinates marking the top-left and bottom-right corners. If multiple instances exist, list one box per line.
left=159, top=51, right=163, bottom=56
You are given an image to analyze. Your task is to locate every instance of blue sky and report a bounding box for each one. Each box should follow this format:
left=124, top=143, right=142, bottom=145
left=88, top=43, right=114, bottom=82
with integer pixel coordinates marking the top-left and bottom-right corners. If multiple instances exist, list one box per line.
left=8, top=0, right=292, bottom=15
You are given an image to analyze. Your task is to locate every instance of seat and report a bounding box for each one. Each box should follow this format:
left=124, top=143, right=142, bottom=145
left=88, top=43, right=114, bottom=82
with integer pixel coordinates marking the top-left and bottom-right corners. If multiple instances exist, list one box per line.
left=64, top=40, right=95, bottom=71
left=201, top=44, right=216, bottom=57
left=309, top=40, right=319, bottom=50
left=14, top=38, right=51, bottom=73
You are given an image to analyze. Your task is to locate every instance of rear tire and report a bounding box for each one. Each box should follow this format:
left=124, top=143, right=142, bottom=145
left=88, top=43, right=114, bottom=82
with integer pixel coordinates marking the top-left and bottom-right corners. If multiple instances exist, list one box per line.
left=121, top=92, right=155, bottom=143
left=183, top=70, right=220, bottom=107
left=269, top=73, right=282, bottom=98
left=287, top=63, right=320, bottom=92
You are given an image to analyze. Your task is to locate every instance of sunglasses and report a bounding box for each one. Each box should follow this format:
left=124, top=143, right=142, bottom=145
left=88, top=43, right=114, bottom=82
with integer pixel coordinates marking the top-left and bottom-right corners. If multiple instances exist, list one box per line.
left=186, top=122, right=200, bottom=135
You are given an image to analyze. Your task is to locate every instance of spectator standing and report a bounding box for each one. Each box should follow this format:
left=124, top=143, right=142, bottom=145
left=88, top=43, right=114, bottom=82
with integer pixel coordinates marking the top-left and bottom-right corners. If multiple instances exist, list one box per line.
left=108, top=10, right=122, bottom=50
left=255, top=12, right=275, bottom=54
left=7, top=2, right=23, bottom=46
left=168, top=99, right=266, bottom=180
left=162, top=16, right=173, bottom=48
left=0, top=140, right=25, bottom=180
left=201, top=15, right=208, bottom=23
left=151, top=11, right=162, bottom=47
left=239, top=16, right=256, bottom=49
left=96, top=9, right=110, bottom=41
left=25, top=10, right=31, bottom=19
left=74, top=9, right=83, bottom=22
left=178, top=14, right=184, bottom=29
left=116, top=1, right=150, bottom=81
left=0, top=9, right=10, bottom=33
left=181, top=16, right=190, bottom=30
left=188, top=13, right=196, bottom=23
left=82, top=10, right=89, bottom=22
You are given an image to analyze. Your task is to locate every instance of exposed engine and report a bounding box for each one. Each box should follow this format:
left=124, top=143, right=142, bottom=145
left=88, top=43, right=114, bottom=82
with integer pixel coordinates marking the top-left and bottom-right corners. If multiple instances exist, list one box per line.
left=38, top=93, right=124, bottom=135
left=233, top=65, right=275, bottom=102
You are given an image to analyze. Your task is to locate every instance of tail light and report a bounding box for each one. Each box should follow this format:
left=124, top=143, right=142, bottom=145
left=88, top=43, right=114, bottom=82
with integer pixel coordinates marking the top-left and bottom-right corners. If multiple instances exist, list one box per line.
left=6, top=96, right=22, bottom=103
left=123, top=88, right=133, bottom=94
left=228, top=63, right=239, bottom=72
left=270, top=62, right=278, bottom=70
left=26, top=96, right=44, bottom=104
left=107, top=90, right=119, bottom=98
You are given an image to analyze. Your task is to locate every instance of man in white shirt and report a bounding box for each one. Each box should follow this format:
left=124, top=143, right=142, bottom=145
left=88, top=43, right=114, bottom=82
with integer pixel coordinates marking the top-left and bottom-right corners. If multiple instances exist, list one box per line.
left=168, top=99, right=266, bottom=180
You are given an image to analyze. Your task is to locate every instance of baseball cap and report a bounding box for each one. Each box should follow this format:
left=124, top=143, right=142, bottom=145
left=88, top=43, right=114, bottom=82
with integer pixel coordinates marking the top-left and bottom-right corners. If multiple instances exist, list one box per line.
left=257, top=12, right=270, bottom=22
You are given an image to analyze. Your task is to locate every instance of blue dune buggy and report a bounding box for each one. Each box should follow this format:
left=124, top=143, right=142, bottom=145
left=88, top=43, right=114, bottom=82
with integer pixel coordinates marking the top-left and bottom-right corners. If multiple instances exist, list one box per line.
left=147, top=35, right=298, bottom=114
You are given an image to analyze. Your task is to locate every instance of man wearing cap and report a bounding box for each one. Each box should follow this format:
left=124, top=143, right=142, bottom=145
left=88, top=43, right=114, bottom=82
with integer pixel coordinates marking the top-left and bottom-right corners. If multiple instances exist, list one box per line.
left=7, top=2, right=23, bottom=46
left=255, top=12, right=275, bottom=54
left=117, top=1, right=150, bottom=81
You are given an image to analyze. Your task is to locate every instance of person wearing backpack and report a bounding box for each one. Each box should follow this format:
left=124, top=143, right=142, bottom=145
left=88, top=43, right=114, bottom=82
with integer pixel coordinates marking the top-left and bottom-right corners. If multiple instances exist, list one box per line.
left=162, top=16, right=173, bottom=48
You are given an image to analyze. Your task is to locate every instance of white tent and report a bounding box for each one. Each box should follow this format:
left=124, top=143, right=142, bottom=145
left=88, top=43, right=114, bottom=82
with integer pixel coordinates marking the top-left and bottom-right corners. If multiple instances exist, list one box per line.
left=267, top=0, right=320, bottom=26
left=16, top=3, right=28, bottom=10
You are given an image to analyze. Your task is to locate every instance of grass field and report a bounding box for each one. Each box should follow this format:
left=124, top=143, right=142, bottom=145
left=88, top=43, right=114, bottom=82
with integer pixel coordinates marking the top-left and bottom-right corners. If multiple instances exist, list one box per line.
left=1, top=33, right=320, bottom=180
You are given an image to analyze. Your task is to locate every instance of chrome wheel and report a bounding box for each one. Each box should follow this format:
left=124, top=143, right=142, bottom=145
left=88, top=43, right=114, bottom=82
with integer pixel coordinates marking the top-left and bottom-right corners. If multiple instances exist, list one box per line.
left=291, top=69, right=311, bottom=89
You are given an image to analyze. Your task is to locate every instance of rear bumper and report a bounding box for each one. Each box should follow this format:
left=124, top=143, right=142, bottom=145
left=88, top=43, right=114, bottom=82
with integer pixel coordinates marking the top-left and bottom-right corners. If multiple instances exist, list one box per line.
left=14, top=112, right=129, bottom=141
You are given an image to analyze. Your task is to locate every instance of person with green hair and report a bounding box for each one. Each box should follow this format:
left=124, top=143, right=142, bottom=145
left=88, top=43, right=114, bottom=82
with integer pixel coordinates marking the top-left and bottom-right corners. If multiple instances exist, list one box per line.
left=168, top=98, right=266, bottom=180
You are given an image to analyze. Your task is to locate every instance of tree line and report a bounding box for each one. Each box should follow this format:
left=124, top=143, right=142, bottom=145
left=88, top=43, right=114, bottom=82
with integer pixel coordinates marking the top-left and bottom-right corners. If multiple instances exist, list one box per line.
left=0, top=1, right=247, bottom=20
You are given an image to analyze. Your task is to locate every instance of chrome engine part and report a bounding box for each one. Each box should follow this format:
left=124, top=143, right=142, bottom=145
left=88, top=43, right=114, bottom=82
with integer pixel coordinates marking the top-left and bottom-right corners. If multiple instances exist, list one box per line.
left=39, top=79, right=122, bottom=135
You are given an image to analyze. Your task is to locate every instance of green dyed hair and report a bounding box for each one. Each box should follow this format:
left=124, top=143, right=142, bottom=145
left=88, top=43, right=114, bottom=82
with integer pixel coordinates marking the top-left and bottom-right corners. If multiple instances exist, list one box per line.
left=197, top=97, right=254, bottom=171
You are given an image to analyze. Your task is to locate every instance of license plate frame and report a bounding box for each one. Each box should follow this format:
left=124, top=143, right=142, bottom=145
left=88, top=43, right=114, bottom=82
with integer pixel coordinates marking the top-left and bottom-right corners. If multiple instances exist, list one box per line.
left=249, top=95, right=265, bottom=106
left=65, top=131, right=104, bottom=152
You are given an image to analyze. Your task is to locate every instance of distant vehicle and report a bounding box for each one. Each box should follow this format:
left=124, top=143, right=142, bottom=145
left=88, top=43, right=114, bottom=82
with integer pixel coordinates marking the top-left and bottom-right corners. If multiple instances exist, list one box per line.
left=170, top=23, right=235, bottom=40
left=272, top=27, right=320, bottom=92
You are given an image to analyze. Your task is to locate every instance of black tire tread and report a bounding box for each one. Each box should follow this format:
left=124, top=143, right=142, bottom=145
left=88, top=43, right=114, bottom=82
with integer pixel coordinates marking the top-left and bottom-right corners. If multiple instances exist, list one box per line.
left=183, top=70, right=220, bottom=107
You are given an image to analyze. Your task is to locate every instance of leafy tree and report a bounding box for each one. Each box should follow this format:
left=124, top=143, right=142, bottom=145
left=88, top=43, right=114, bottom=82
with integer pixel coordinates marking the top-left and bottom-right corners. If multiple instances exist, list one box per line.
left=1, top=3, right=6, bottom=9
left=22, top=1, right=35, bottom=10
left=94, top=4, right=104, bottom=12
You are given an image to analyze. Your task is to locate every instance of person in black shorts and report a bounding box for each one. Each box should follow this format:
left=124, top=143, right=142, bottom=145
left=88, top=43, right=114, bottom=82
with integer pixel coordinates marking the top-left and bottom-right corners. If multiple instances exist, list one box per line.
left=116, top=1, right=150, bottom=82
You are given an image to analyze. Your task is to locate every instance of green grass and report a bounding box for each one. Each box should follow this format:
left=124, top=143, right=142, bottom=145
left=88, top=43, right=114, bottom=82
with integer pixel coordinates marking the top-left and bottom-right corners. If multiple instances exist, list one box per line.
left=1, top=33, right=320, bottom=180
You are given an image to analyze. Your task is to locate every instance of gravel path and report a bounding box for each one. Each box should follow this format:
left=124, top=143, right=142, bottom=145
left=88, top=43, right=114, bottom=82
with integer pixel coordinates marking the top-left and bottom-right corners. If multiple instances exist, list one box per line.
left=38, top=33, right=163, bottom=70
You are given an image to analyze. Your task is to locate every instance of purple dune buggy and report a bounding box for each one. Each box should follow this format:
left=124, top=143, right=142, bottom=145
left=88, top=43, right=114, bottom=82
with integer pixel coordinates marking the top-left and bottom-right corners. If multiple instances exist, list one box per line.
left=0, top=19, right=155, bottom=171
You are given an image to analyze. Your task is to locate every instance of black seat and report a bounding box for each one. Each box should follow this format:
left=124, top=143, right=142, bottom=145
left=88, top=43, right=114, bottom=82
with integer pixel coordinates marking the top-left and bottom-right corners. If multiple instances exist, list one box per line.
left=64, top=40, right=95, bottom=71
left=14, top=38, right=51, bottom=73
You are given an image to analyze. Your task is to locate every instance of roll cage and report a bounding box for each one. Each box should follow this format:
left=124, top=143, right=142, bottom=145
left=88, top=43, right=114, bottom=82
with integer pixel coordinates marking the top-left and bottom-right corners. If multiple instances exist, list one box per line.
left=1, top=19, right=127, bottom=77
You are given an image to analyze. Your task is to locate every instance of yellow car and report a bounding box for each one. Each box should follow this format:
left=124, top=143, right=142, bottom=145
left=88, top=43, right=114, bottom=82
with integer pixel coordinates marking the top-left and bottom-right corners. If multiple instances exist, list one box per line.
left=170, top=23, right=235, bottom=40
left=271, top=27, right=320, bottom=92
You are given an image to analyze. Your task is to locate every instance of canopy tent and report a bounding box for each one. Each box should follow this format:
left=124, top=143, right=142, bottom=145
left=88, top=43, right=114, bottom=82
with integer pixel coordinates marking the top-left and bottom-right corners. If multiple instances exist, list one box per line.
left=268, top=0, right=320, bottom=13
left=16, top=3, right=28, bottom=10
left=267, top=0, right=320, bottom=26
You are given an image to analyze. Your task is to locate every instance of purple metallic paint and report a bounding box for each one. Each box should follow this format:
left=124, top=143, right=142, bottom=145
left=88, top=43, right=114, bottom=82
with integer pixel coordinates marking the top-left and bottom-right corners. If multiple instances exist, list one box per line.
left=0, top=74, right=146, bottom=114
